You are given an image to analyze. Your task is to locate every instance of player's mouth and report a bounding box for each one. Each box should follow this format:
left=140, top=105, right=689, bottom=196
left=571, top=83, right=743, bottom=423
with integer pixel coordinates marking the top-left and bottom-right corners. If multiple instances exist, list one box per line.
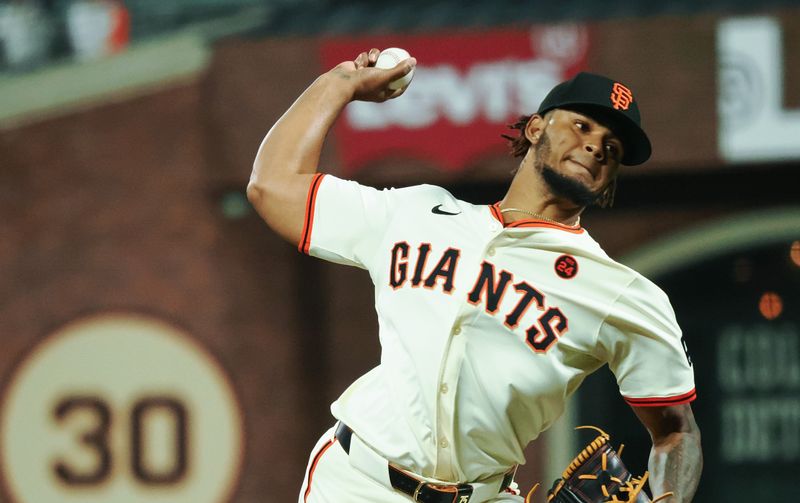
left=566, top=157, right=596, bottom=178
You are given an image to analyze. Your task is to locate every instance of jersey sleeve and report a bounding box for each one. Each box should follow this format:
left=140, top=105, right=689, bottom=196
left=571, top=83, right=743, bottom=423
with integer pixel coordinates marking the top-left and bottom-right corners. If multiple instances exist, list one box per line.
left=597, top=275, right=696, bottom=407
left=298, top=173, right=399, bottom=270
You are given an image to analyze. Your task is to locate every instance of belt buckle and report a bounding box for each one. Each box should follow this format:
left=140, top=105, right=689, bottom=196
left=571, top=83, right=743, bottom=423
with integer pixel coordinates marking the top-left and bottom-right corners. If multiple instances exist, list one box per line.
left=455, top=484, right=473, bottom=503
left=414, top=481, right=473, bottom=503
left=412, top=480, right=425, bottom=501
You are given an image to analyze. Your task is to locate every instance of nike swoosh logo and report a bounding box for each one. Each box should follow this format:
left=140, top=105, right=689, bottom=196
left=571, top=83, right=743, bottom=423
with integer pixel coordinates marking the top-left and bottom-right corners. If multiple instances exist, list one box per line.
left=432, top=204, right=461, bottom=216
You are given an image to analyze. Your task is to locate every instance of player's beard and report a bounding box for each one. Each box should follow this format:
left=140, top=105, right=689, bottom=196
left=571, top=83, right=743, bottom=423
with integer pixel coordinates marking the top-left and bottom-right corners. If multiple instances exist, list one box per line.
left=534, top=131, right=602, bottom=207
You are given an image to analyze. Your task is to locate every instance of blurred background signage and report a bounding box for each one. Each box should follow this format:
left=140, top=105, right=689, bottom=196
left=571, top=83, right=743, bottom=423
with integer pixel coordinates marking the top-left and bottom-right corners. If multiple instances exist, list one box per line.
left=321, top=25, right=588, bottom=174
left=0, top=314, right=243, bottom=503
left=718, top=17, right=800, bottom=162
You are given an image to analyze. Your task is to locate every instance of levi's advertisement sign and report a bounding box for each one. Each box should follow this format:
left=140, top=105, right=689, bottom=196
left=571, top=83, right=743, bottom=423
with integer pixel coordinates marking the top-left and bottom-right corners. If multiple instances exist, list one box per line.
left=320, top=25, right=589, bottom=175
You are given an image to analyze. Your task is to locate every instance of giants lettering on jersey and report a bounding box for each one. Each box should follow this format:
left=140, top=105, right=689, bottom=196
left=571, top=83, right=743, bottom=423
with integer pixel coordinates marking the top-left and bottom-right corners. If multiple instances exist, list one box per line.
left=389, top=242, right=569, bottom=353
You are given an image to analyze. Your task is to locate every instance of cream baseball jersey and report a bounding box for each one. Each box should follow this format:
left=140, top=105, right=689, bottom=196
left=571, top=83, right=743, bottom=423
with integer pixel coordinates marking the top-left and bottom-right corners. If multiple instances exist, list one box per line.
left=299, top=173, right=695, bottom=484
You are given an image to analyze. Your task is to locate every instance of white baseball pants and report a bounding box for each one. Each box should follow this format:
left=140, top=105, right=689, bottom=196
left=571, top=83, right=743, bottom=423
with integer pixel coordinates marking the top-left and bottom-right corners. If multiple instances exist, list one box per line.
left=299, top=425, right=523, bottom=503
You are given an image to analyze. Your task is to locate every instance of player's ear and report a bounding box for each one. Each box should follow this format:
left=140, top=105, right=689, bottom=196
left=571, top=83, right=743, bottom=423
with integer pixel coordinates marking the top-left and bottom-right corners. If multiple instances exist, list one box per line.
left=524, top=114, right=546, bottom=145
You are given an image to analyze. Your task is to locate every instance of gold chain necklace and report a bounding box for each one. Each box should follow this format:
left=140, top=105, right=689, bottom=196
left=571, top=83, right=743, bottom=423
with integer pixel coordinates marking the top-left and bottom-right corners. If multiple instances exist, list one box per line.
left=499, top=207, right=580, bottom=227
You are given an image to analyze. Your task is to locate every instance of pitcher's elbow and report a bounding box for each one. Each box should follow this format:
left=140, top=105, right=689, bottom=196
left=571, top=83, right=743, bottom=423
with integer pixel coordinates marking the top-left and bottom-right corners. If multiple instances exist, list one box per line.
left=246, top=179, right=267, bottom=206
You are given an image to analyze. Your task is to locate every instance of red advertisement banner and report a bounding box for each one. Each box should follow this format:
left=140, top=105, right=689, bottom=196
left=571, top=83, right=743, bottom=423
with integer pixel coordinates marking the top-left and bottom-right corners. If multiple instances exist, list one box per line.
left=320, top=25, right=590, bottom=175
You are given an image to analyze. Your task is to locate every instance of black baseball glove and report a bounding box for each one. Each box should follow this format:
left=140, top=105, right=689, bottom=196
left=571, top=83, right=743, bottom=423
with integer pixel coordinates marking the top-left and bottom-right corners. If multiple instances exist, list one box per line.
left=537, top=426, right=673, bottom=503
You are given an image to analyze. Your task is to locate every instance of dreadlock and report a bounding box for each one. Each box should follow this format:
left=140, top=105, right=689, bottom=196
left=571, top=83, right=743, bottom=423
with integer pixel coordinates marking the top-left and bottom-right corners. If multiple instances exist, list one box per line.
left=595, top=178, right=616, bottom=208
left=500, top=114, right=533, bottom=159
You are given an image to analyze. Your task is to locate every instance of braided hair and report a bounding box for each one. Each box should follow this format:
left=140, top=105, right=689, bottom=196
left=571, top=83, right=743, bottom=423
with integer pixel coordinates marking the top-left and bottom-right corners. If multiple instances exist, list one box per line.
left=500, top=114, right=533, bottom=159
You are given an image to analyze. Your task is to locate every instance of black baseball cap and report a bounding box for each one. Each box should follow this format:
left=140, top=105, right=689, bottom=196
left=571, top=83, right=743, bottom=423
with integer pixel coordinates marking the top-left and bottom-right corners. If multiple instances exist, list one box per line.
left=537, top=72, right=651, bottom=166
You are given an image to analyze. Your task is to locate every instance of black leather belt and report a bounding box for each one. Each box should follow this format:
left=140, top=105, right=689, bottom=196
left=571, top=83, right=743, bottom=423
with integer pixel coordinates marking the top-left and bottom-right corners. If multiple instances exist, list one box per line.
left=335, top=422, right=514, bottom=503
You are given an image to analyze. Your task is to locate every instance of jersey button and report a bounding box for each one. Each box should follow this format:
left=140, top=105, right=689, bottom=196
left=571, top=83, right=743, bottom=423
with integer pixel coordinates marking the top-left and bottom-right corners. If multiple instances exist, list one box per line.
left=487, top=247, right=496, bottom=257
left=440, top=383, right=449, bottom=394
left=452, top=326, right=461, bottom=336
left=439, top=439, right=449, bottom=448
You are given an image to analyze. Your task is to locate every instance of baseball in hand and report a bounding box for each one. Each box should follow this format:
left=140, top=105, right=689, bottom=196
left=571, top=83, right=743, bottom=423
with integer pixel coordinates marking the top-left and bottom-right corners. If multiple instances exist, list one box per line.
left=375, top=47, right=414, bottom=91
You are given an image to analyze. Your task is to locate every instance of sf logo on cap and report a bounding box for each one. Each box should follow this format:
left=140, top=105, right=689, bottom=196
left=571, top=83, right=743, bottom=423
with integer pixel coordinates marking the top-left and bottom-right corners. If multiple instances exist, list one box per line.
left=610, top=82, right=634, bottom=110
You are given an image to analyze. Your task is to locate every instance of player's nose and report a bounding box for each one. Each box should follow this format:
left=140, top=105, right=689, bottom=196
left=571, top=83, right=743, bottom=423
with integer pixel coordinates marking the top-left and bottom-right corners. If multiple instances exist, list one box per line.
left=584, top=143, right=605, bottom=162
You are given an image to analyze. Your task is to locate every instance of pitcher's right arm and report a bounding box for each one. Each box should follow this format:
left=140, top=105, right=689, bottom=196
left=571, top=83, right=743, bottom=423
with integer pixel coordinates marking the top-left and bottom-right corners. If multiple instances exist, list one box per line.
left=246, top=48, right=416, bottom=245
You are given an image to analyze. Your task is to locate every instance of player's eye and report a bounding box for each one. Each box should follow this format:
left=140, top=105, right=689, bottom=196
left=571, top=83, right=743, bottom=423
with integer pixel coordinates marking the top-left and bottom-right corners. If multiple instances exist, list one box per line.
left=574, top=120, right=588, bottom=131
left=605, top=143, right=621, bottom=158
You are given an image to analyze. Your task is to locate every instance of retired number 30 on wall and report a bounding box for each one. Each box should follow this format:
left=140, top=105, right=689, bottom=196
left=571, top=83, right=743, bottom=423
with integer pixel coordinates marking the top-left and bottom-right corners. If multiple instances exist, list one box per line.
left=0, top=314, right=244, bottom=503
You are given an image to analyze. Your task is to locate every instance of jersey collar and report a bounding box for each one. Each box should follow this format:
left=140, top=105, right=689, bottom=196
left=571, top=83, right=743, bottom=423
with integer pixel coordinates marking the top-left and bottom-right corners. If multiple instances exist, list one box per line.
left=489, top=203, right=585, bottom=234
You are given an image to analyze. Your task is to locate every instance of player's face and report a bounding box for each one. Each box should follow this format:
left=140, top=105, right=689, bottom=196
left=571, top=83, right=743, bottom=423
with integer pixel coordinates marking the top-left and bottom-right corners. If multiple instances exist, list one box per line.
left=531, top=110, right=623, bottom=206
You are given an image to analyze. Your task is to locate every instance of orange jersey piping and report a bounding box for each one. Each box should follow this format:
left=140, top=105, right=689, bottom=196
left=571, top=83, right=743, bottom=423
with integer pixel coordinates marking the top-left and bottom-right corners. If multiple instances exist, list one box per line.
left=299, top=173, right=326, bottom=254
left=488, top=203, right=585, bottom=234
left=624, top=388, right=697, bottom=408
left=303, top=437, right=336, bottom=502
left=489, top=203, right=503, bottom=223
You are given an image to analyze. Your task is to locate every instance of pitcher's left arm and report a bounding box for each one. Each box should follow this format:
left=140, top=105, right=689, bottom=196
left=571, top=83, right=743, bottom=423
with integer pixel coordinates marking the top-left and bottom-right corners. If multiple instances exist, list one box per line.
left=632, top=403, right=702, bottom=502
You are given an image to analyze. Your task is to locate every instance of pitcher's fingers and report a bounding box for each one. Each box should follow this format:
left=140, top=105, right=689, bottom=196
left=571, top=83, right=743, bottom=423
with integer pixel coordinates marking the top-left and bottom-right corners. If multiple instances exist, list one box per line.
left=367, top=48, right=381, bottom=65
left=388, top=86, right=408, bottom=100
left=354, top=51, right=369, bottom=69
left=386, top=57, right=416, bottom=80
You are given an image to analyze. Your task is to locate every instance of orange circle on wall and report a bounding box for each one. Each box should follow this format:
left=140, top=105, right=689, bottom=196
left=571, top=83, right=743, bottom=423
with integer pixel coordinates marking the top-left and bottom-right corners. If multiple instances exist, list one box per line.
left=790, top=240, right=800, bottom=267
left=759, top=292, right=783, bottom=320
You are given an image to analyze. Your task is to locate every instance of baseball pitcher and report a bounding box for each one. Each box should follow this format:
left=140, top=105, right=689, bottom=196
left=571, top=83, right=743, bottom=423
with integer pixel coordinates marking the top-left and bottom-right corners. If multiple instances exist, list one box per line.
left=248, top=48, right=702, bottom=503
